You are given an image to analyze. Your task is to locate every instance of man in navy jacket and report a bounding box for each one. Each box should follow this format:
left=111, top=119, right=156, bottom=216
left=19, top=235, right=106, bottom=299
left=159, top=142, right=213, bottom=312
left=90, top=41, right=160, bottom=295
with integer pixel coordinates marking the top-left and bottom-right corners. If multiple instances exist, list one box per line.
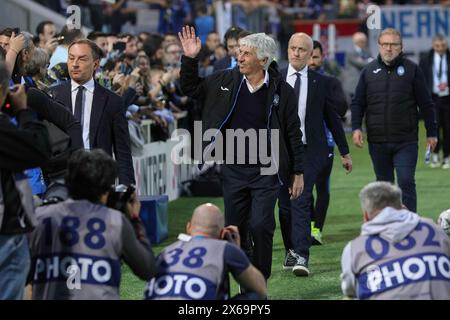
left=352, top=28, right=437, bottom=213
left=279, top=33, right=352, bottom=276
left=179, top=26, right=304, bottom=280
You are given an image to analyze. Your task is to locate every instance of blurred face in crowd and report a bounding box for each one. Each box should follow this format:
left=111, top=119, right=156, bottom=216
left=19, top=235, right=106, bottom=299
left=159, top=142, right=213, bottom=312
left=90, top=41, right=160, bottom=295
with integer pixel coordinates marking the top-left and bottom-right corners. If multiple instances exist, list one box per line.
left=68, top=43, right=99, bottom=85
left=288, top=34, right=313, bottom=71
left=206, top=32, right=220, bottom=51
left=0, top=35, right=10, bottom=51
left=125, top=37, right=138, bottom=58
left=215, top=45, right=227, bottom=60
left=39, top=23, right=56, bottom=43
left=237, top=45, right=265, bottom=77
left=137, top=50, right=147, bottom=58
left=137, top=56, right=150, bottom=74
left=165, top=43, right=182, bottom=66
left=226, top=38, right=239, bottom=59
left=139, top=32, right=149, bottom=43
left=353, top=32, right=367, bottom=49
left=163, top=34, right=178, bottom=48
left=308, top=47, right=324, bottom=71
left=432, top=39, right=448, bottom=55
left=378, top=33, right=402, bottom=65
left=94, top=36, right=109, bottom=56
left=21, top=43, right=36, bottom=67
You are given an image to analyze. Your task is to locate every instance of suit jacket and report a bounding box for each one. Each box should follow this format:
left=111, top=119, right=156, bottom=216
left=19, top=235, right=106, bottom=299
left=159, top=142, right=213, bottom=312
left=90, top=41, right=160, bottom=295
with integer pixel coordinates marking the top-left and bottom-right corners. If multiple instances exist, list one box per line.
left=323, top=74, right=348, bottom=118
left=344, top=48, right=372, bottom=98
left=419, top=49, right=450, bottom=100
left=281, top=67, right=349, bottom=162
left=49, top=81, right=135, bottom=185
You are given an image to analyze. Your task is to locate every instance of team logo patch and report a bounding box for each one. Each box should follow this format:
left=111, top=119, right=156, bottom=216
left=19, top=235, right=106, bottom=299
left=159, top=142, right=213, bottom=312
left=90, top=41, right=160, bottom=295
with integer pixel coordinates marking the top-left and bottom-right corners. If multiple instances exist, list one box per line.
left=397, top=66, right=405, bottom=76
left=273, top=94, right=280, bottom=107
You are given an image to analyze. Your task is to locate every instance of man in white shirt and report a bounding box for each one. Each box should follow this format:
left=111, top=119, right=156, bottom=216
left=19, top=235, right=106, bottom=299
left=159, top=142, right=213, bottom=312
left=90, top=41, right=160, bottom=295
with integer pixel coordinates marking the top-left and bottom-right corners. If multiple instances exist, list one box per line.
left=419, top=35, right=450, bottom=169
left=50, top=39, right=135, bottom=185
left=279, top=33, right=352, bottom=276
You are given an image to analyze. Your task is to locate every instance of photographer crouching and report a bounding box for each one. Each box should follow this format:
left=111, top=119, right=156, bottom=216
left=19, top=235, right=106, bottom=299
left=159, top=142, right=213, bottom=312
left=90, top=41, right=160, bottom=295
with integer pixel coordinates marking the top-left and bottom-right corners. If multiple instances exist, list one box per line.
left=0, top=62, right=51, bottom=299
left=144, top=203, right=267, bottom=300
left=28, top=149, right=156, bottom=299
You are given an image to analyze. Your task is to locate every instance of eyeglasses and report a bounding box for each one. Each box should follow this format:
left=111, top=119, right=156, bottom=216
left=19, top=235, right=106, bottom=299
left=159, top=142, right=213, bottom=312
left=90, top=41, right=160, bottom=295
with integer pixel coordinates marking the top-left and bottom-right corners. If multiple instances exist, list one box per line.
left=379, top=42, right=401, bottom=49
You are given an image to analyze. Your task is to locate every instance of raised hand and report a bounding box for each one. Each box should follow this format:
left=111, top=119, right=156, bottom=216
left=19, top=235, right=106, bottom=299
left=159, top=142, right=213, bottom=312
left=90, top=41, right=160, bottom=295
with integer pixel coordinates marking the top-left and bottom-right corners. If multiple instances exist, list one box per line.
left=178, top=26, right=201, bottom=59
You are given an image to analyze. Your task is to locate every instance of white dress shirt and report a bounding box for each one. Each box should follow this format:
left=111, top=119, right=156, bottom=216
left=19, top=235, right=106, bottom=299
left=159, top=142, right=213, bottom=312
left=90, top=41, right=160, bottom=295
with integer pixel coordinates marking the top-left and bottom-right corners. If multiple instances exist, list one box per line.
left=433, top=52, right=448, bottom=95
left=286, top=64, right=308, bottom=144
left=71, top=78, right=95, bottom=149
left=243, top=70, right=269, bottom=93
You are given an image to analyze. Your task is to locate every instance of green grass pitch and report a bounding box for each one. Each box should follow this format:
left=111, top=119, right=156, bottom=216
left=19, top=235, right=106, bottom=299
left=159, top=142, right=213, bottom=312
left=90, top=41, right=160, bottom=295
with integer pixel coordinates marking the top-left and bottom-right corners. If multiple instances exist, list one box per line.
left=120, top=125, right=450, bottom=300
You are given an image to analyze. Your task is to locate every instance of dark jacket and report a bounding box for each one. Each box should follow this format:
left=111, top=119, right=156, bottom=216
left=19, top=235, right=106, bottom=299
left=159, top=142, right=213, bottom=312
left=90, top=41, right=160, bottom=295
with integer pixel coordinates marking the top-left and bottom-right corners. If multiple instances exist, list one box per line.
left=0, top=110, right=51, bottom=234
left=325, top=74, right=348, bottom=118
left=419, top=48, right=450, bottom=103
left=28, top=88, right=83, bottom=151
left=49, top=81, right=135, bottom=185
left=180, top=55, right=304, bottom=184
left=281, top=67, right=349, bottom=161
left=351, top=53, right=437, bottom=143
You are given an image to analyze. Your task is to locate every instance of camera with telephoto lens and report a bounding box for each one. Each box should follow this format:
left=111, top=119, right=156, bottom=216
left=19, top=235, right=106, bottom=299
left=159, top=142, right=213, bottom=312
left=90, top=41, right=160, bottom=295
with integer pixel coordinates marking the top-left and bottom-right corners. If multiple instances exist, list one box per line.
left=106, top=184, right=136, bottom=213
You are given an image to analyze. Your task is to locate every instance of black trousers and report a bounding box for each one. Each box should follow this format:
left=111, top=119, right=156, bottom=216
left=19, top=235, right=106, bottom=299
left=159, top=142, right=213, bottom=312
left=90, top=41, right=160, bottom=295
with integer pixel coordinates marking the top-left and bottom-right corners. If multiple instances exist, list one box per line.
left=310, top=147, right=334, bottom=231
left=433, top=95, right=450, bottom=158
left=222, top=165, right=279, bottom=280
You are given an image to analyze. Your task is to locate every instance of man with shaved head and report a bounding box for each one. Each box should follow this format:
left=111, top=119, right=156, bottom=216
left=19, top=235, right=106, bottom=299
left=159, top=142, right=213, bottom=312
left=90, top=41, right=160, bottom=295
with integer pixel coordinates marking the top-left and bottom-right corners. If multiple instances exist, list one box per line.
left=344, top=32, right=372, bottom=102
left=144, top=203, right=267, bottom=300
left=279, top=33, right=352, bottom=277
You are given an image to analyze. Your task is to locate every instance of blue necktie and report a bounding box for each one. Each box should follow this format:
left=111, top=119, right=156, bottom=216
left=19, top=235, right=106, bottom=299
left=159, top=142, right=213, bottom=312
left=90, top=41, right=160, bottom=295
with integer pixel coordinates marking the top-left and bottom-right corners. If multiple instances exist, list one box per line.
left=438, top=54, right=444, bottom=80
left=74, top=86, right=85, bottom=133
left=294, top=72, right=301, bottom=98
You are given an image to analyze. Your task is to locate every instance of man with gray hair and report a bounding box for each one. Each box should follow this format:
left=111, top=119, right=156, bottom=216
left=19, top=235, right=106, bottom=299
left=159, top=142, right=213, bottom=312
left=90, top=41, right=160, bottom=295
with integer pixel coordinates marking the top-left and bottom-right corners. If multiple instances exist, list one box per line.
left=10, top=31, right=35, bottom=85
left=352, top=28, right=438, bottom=213
left=179, top=26, right=304, bottom=280
left=340, top=181, right=450, bottom=299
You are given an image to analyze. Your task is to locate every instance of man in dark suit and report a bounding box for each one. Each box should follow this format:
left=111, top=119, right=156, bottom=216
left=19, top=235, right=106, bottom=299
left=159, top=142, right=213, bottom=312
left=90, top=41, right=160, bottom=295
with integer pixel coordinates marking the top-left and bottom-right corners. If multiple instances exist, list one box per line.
left=306, top=40, right=348, bottom=245
left=213, top=27, right=242, bottom=71
left=50, top=39, right=135, bottom=185
left=279, top=33, right=352, bottom=276
left=419, top=35, right=450, bottom=169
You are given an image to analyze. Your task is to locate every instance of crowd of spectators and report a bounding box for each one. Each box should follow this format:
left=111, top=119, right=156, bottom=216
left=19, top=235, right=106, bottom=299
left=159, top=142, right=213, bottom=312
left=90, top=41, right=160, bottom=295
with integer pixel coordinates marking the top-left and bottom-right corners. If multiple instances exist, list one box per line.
left=33, top=1, right=450, bottom=36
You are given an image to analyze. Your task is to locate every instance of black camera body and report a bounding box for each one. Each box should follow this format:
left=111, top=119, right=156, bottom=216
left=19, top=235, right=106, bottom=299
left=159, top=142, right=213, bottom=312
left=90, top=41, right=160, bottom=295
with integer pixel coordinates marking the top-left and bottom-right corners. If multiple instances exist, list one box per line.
left=107, top=184, right=136, bottom=213
left=1, top=86, right=19, bottom=117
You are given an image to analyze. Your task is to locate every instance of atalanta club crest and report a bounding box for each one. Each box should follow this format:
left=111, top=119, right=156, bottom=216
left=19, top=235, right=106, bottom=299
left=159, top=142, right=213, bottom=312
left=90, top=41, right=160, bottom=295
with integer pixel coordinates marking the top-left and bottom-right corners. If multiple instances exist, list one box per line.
left=397, top=66, right=405, bottom=76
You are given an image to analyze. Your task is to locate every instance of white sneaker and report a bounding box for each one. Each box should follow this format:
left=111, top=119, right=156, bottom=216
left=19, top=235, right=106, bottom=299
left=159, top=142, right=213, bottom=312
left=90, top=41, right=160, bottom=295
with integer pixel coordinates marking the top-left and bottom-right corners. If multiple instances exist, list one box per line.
left=442, top=158, right=450, bottom=169
left=430, top=153, right=441, bottom=168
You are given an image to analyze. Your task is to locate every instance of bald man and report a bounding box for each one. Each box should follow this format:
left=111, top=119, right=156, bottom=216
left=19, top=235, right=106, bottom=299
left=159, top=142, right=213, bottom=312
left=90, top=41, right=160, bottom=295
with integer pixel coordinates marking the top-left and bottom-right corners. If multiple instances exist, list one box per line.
left=144, top=203, right=267, bottom=300
left=279, top=33, right=352, bottom=276
left=345, top=32, right=373, bottom=100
